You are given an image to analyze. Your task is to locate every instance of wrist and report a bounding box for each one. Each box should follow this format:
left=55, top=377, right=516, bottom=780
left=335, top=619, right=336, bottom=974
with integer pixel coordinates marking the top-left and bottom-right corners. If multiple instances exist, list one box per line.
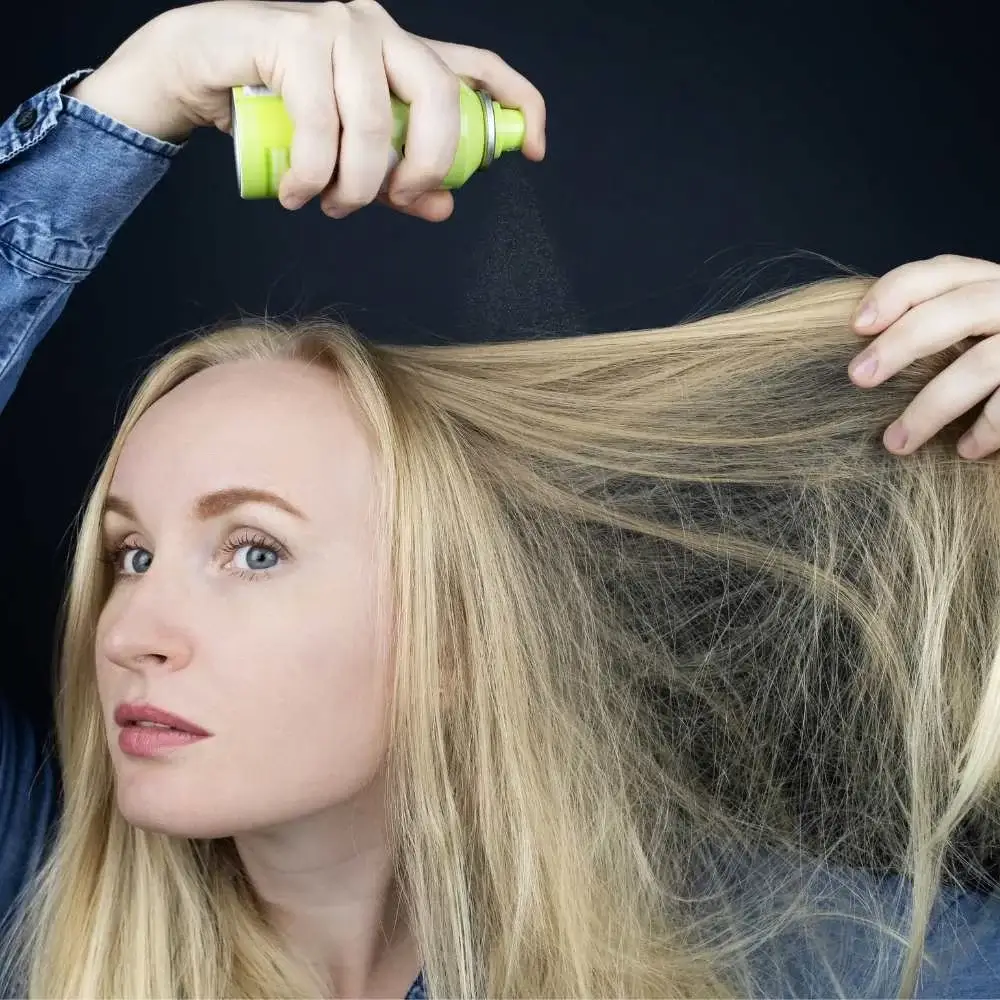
left=65, top=18, right=194, bottom=143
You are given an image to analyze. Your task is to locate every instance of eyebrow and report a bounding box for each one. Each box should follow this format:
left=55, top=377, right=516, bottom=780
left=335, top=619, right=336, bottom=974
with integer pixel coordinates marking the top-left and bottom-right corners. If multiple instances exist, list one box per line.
left=103, top=487, right=307, bottom=523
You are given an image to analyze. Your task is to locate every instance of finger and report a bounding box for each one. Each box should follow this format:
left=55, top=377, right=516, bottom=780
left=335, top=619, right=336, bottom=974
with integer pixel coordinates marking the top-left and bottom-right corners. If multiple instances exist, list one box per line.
left=420, top=39, right=546, bottom=160
left=376, top=188, right=454, bottom=221
left=852, top=254, right=1000, bottom=336
left=380, top=31, right=461, bottom=206
left=849, top=279, right=1000, bottom=387
left=321, top=14, right=394, bottom=217
left=880, top=335, right=1000, bottom=455
left=957, top=389, right=1000, bottom=460
left=276, top=46, right=341, bottom=209
left=317, top=146, right=398, bottom=210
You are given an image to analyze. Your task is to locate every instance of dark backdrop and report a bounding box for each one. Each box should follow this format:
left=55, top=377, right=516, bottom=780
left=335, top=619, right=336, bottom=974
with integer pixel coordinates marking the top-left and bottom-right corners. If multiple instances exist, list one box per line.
left=2, top=0, right=997, bottom=732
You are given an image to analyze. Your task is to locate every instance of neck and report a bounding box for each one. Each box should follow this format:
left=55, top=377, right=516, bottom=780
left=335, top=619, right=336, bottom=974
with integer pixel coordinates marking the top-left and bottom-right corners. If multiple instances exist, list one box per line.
left=234, top=776, right=420, bottom=998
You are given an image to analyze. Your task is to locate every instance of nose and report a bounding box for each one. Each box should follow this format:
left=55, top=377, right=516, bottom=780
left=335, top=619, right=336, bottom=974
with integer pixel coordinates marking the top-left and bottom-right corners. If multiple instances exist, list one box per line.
left=98, top=582, right=195, bottom=676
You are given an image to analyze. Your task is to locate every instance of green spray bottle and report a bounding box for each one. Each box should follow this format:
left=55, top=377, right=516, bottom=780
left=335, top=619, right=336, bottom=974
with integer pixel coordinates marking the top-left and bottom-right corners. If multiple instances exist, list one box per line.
left=230, top=80, right=526, bottom=199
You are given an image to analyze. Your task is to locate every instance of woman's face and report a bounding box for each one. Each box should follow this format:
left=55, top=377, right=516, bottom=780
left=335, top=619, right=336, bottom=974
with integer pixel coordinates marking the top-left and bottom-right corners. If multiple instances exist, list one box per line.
left=95, top=358, right=393, bottom=838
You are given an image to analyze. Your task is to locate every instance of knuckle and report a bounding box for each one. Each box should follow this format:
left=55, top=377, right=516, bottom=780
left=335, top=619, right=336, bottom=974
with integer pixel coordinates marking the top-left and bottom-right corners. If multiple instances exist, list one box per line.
left=357, top=103, right=394, bottom=140
left=283, top=19, right=313, bottom=49
left=959, top=338, right=1000, bottom=382
left=914, top=256, right=949, bottom=278
left=966, top=278, right=1000, bottom=304
left=880, top=255, right=947, bottom=292
left=293, top=98, right=340, bottom=137
left=346, top=0, right=387, bottom=17
left=961, top=280, right=1000, bottom=332
left=318, top=1, right=350, bottom=23
left=431, top=62, right=461, bottom=102
left=873, top=263, right=912, bottom=293
left=471, top=46, right=507, bottom=77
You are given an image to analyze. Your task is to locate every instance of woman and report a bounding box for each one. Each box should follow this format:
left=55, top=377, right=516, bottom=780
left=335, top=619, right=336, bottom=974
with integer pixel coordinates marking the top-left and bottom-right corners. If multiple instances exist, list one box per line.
left=1, top=3, right=999, bottom=998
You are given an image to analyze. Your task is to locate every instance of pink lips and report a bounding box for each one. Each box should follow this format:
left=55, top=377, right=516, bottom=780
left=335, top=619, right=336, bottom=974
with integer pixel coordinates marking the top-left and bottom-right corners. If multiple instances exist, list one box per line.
left=114, top=702, right=212, bottom=758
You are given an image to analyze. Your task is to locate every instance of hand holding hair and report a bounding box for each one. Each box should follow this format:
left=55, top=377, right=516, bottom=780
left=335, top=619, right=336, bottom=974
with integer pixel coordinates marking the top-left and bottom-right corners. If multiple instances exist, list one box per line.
left=850, top=254, right=1000, bottom=459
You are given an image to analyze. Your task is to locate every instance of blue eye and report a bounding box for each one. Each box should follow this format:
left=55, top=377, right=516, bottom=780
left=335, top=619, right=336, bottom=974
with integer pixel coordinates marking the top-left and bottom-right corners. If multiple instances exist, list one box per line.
left=126, top=549, right=153, bottom=574
left=232, top=543, right=280, bottom=572
left=108, top=544, right=152, bottom=575
left=223, top=531, right=289, bottom=578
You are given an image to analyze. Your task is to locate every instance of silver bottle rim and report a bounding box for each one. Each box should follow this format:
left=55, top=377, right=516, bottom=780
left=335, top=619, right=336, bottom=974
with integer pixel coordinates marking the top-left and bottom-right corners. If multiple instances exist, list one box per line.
left=477, top=89, right=496, bottom=170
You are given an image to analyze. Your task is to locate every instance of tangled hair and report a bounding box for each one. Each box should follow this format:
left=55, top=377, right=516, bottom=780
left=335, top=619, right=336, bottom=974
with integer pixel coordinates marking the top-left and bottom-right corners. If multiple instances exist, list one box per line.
left=4, top=271, right=1000, bottom=998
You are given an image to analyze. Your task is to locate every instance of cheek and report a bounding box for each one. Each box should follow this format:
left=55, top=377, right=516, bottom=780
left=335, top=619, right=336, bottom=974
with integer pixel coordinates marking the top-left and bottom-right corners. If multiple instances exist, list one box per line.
left=210, top=601, right=392, bottom=829
left=112, top=579, right=394, bottom=837
left=244, top=605, right=391, bottom=761
left=93, top=613, right=115, bottom=717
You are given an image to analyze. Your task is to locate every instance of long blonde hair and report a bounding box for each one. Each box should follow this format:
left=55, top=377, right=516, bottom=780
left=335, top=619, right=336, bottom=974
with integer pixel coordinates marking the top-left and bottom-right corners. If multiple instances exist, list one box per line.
left=5, top=271, right=999, bottom=998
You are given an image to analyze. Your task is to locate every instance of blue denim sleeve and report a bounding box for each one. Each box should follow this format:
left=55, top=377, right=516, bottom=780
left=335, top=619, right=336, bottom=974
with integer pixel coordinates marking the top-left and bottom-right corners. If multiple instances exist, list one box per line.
left=0, top=68, right=182, bottom=416
left=0, top=698, right=57, bottom=927
left=0, top=69, right=181, bottom=925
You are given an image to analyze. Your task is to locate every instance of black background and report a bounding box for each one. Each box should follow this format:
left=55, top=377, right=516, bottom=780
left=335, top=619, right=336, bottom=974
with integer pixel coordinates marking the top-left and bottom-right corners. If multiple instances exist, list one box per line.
left=1, top=0, right=996, bottom=731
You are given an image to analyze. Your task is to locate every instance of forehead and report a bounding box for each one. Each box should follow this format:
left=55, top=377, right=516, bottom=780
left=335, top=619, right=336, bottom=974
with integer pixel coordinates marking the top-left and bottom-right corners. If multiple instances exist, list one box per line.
left=109, top=359, right=376, bottom=517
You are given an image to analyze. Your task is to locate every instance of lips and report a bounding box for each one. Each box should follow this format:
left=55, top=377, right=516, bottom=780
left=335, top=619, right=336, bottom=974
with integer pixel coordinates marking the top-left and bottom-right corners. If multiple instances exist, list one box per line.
left=113, top=702, right=211, bottom=737
left=114, top=702, right=212, bottom=759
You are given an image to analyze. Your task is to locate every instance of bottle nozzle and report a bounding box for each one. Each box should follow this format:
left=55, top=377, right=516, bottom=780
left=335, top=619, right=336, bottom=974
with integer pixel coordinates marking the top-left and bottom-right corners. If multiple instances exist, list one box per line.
left=470, top=88, right=526, bottom=175
left=493, top=104, right=525, bottom=158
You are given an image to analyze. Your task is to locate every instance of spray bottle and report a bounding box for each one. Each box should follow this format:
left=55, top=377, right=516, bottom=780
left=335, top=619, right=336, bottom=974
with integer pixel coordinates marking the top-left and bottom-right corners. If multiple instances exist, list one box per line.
left=230, top=80, right=526, bottom=199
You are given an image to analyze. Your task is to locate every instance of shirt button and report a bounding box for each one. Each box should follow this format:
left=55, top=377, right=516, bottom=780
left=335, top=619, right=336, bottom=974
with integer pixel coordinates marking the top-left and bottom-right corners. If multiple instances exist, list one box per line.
left=14, top=107, right=38, bottom=131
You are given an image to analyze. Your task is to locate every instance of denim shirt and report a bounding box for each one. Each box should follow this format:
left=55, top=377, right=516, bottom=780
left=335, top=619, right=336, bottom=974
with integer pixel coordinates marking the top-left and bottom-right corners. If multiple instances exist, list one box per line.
left=0, top=73, right=998, bottom=1000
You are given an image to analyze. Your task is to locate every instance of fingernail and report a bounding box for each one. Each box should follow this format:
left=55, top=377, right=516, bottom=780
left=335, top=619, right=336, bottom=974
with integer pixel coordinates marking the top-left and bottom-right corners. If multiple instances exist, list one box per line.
left=885, top=422, right=909, bottom=452
left=855, top=301, right=878, bottom=328
left=323, top=204, right=348, bottom=219
left=850, top=350, right=878, bottom=381
left=282, top=192, right=304, bottom=211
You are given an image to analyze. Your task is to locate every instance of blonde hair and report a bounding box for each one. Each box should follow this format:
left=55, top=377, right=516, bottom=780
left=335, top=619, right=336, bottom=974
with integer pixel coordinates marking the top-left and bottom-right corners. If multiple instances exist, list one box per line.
left=5, top=270, right=999, bottom=998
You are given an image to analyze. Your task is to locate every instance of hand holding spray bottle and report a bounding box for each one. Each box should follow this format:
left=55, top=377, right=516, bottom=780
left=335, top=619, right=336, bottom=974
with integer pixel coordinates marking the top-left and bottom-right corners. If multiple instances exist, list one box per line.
left=231, top=81, right=527, bottom=199
left=63, top=0, right=544, bottom=219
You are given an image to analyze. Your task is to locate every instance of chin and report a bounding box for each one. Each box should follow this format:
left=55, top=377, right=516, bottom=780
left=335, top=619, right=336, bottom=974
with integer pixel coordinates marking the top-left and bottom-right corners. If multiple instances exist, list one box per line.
left=114, top=778, right=239, bottom=840
left=117, top=800, right=236, bottom=840
left=122, top=813, right=234, bottom=839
